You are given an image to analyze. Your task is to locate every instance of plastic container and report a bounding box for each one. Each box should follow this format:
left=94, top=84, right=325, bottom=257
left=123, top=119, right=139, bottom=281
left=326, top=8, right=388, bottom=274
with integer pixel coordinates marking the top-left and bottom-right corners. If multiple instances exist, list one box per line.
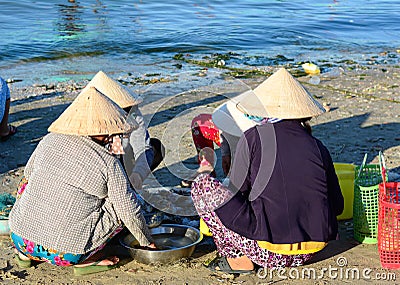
left=334, top=163, right=355, bottom=220
left=321, top=67, right=341, bottom=78
left=308, top=76, right=320, bottom=85
left=353, top=164, right=384, bottom=244
left=378, top=182, right=400, bottom=269
left=199, top=218, right=212, bottom=237
left=302, top=63, right=320, bottom=75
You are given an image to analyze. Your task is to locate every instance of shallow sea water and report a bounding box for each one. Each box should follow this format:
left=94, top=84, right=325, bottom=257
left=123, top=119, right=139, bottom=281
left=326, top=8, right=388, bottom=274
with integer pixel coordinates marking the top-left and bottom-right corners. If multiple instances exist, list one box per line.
left=0, top=0, right=399, bottom=85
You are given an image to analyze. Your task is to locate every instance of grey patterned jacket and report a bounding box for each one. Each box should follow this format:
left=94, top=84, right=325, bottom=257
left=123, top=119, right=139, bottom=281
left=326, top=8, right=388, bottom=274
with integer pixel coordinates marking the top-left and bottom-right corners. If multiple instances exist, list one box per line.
left=9, top=133, right=153, bottom=254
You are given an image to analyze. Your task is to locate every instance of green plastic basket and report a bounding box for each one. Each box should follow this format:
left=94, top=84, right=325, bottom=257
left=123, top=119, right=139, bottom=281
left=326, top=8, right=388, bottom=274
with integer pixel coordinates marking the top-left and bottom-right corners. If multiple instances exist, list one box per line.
left=353, top=164, right=385, bottom=244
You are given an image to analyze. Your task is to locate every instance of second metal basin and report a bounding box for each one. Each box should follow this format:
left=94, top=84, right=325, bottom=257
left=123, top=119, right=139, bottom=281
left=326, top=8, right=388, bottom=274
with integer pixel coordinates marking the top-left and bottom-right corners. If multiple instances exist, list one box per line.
left=120, top=224, right=202, bottom=265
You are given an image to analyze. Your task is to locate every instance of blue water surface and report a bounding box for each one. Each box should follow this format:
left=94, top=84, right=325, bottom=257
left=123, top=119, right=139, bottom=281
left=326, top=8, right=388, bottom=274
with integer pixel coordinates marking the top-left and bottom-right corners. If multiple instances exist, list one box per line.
left=0, top=0, right=399, bottom=84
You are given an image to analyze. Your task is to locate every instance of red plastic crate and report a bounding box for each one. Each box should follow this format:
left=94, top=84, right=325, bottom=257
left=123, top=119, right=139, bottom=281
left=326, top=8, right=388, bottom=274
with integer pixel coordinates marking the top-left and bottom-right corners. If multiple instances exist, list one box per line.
left=378, top=182, right=400, bottom=269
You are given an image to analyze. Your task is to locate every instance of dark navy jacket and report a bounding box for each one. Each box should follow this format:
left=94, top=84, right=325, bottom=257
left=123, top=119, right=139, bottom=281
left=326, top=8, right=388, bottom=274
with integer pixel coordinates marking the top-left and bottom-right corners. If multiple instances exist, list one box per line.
left=215, top=120, right=344, bottom=244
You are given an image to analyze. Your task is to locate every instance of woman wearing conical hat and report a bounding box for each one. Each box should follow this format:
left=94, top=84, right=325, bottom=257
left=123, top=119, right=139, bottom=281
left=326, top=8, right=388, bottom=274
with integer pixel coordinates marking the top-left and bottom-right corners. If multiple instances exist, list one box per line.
left=191, top=68, right=344, bottom=273
left=181, top=86, right=258, bottom=187
left=9, top=87, right=156, bottom=275
left=84, top=71, right=164, bottom=191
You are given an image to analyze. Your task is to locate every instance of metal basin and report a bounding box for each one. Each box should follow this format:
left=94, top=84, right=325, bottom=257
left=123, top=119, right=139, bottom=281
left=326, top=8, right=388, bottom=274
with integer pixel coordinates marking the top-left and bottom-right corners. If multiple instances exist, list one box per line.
left=120, top=224, right=202, bottom=264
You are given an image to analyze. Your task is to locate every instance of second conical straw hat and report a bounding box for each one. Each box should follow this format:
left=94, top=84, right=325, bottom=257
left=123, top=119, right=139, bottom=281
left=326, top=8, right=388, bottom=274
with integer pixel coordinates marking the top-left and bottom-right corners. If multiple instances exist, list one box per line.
left=212, top=98, right=257, bottom=137
left=48, top=86, right=138, bottom=136
left=236, top=68, right=325, bottom=119
left=84, top=70, right=142, bottom=108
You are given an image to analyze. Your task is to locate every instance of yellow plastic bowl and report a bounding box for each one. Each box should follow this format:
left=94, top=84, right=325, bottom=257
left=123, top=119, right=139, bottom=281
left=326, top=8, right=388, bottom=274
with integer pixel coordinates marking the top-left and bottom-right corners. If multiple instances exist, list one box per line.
left=302, top=63, right=320, bottom=75
left=334, top=163, right=355, bottom=220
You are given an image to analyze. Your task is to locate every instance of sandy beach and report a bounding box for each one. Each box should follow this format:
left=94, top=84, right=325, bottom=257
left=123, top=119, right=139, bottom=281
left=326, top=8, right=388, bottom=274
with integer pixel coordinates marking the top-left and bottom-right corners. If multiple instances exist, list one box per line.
left=1, top=62, right=400, bottom=284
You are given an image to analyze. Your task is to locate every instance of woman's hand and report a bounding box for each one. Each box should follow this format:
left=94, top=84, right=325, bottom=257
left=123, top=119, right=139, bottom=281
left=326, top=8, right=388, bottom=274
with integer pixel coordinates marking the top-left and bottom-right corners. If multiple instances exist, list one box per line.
left=137, top=242, right=157, bottom=250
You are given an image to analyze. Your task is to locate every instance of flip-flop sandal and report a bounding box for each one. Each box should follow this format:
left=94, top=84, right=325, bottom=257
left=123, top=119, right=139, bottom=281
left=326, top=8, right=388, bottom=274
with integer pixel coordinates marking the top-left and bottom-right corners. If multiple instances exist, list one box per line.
left=180, top=179, right=193, bottom=188
left=205, top=256, right=254, bottom=275
left=14, top=254, right=32, bottom=268
left=0, top=125, right=17, bottom=141
left=73, top=260, right=119, bottom=276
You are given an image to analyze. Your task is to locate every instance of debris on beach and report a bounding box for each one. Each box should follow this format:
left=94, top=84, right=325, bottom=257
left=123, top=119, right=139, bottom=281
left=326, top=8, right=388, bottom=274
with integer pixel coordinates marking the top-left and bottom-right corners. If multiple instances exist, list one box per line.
left=309, top=76, right=321, bottom=85
left=172, top=52, right=273, bottom=78
left=117, top=75, right=175, bottom=86
left=5, top=78, right=23, bottom=84
left=302, top=62, right=320, bottom=75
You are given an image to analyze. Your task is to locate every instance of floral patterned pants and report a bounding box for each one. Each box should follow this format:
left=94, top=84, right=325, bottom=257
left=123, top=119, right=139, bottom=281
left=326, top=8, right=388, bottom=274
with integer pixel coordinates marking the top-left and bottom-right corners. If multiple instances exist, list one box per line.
left=191, top=174, right=315, bottom=268
left=11, top=226, right=123, bottom=266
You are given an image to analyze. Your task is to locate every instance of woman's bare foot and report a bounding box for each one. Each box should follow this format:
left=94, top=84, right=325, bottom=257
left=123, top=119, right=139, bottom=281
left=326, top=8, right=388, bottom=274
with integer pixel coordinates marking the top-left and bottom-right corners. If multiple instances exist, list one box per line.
left=226, top=255, right=254, bottom=271
left=74, top=256, right=119, bottom=267
left=0, top=124, right=17, bottom=139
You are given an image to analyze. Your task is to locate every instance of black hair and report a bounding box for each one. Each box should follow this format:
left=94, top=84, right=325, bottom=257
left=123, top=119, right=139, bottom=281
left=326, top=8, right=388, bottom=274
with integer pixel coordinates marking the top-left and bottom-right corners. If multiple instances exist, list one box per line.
left=299, top=117, right=312, bottom=134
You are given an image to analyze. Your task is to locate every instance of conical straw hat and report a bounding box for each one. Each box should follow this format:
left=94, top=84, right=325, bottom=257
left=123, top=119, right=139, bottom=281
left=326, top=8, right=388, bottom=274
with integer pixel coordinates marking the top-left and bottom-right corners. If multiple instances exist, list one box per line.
left=212, top=97, right=257, bottom=137
left=236, top=68, right=325, bottom=119
left=48, top=86, right=138, bottom=136
left=84, top=70, right=142, bottom=108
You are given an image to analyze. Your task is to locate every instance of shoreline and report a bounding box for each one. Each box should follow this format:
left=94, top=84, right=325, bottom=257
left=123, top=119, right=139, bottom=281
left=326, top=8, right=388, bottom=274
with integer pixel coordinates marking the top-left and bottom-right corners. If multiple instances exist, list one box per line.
left=0, top=61, right=399, bottom=284
left=2, top=48, right=399, bottom=90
